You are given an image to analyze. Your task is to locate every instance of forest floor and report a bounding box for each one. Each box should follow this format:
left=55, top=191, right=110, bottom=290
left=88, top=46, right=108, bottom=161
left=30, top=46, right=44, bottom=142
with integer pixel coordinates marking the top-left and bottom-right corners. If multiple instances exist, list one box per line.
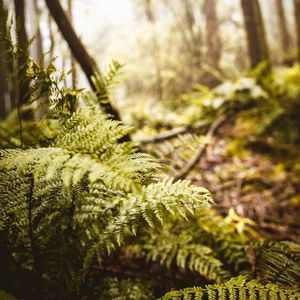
left=188, top=139, right=300, bottom=243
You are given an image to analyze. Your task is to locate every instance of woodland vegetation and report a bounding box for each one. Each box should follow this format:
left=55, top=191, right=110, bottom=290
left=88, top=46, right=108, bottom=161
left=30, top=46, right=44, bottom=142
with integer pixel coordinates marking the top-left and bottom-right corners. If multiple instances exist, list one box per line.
left=0, top=0, right=300, bottom=299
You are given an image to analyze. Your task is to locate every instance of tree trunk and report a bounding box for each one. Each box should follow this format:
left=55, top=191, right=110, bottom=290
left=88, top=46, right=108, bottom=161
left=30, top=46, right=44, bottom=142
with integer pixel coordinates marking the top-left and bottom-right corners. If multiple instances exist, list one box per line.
left=32, top=0, right=44, bottom=65
left=14, top=0, right=30, bottom=106
left=67, top=0, right=77, bottom=89
left=44, top=0, right=121, bottom=121
left=1, top=1, right=17, bottom=114
left=240, top=0, right=271, bottom=69
left=0, top=0, right=8, bottom=118
left=183, top=0, right=201, bottom=70
left=47, top=12, right=55, bottom=61
left=275, top=0, right=291, bottom=63
left=203, top=0, right=221, bottom=70
left=294, top=0, right=300, bottom=64
left=143, top=0, right=163, bottom=101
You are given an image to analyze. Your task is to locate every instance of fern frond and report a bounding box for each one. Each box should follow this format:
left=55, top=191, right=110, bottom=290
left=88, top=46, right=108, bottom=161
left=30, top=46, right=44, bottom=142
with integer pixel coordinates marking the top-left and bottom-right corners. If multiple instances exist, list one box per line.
left=160, top=275, right=300, bottom=300
left=51, top=109, right=132, bottom=156
left=84, top=277, right=155, bottom=300
left=92, top=60, right=123, bottom=106
left=84, top=178, right=213, bottom=269
left=145, top=133, right=211, bottom=174
left=139, top=206, right=252, bottom=284
left=194, top=208, right=251, bottom=273
left=248, top=240, right=300, bottom=288
left=144, top=226, right=231, bottom=282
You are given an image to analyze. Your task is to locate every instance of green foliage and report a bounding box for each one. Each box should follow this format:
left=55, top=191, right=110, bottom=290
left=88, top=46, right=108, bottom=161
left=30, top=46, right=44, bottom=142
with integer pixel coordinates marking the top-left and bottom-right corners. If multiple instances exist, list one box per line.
left=130, top=65, right=300, bottom=298
left=82, top=277, right=155, bottom=300
left=26, top=60, right=80, bottom=119
left=160, top=275, right=300, bottom=300
left=0, top=131, right=212, bottom=296
left=140, top=207, right=253, bottom=283
left=0, top=290, right=18, bottom=300
left=0, top=55, right=213, bottom=298
left=200, top=67, right=300, bottom=151
left=248, top=240, right=300, bottom=288
left=1, top=25, right=300, bottom=298
left=147, top=133, right=211, bottom=174
left=137, top=66, right=300, bottom=192
left=92, top=60, right=123, bottom=107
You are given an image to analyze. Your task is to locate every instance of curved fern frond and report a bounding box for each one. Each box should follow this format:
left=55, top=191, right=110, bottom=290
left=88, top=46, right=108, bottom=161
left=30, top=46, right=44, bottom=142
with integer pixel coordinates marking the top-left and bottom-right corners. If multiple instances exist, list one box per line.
left=144, top=226, right=231, bottom=282
left=248, top=240, right=300, bottom=288
left=51, top=109, right=133, bottom=156
left=84, top=277, right=155, bottom=300
left=139, top=207, right=253, bottom=284
left=160, top=275, right=300, bottom=300
left=91, top=60, right=123, bottom=106
left=84, top=178, right=213, bottom=270
left=145, top=133, right=211, bottom=174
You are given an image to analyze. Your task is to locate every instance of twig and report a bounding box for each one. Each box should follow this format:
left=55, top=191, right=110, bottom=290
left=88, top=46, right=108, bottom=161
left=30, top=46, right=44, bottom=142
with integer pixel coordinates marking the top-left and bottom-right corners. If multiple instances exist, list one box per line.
left=139, top=120, right=209, bottom=145
left=174, top=115, right=226, bottom=180
left=140, top=125, right=191, bottom=144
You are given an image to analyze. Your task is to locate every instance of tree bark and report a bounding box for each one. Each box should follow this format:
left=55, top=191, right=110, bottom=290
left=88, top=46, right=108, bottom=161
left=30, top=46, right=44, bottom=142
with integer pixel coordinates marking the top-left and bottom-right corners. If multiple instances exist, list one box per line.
left=44, top=0, right=121, bottom=121
left=294, top=0, right=300, bottom=64
left=0, top=0, right=8, bottom=118
left=203, top=0, right=221, bottom=70
left=67, top=0, right=77, bottom=89
left=275, top=0, right=291, bottom=62
left=47, top=12, right=55, bottom=61
left=32, top=0, right=44, bottom=64
left=240, top=0, right=271, bottom=69
left=143, top=0, right=163, bottom=100
left=14, top=0, right=29, bottom=103
left=14, top=0, right=30, bottom=106
left=183, top=0, right=202, bottom=70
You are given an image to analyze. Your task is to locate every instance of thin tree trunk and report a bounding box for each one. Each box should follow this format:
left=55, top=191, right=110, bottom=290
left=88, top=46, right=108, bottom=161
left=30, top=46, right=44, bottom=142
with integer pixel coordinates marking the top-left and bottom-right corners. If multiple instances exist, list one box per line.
left=47, top=13, right=55, bottom=61
left=67, top=0, right=77, bottom=89
left=275, top=0, right=291, bottom=63
left=294, top=0, right=300, bottom=64
left=182, top=0, right=202, bottom=83
left=33, top=0, right=44, bottom=65
left=0, top=0, right=8, bottom=118
left=144, top=0, right=163, bottom=100
left=14, top=0, right=30, bottom=103
left=203, top=0, right=221, bottom=70
left=240, top=0, right=271, bottom=69
left=44, top=0, right=121, bottom=121
left=14, top=0, right=32, bottom=121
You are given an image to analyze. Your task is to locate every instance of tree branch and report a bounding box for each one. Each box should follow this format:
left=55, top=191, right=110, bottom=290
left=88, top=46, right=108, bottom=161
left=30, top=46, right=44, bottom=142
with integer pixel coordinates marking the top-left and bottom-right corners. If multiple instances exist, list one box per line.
left=138, top=120, right=210, bottom=145
left=44, top=0, right=122, bottom=122
left=174, top=115, right=225, bottom=180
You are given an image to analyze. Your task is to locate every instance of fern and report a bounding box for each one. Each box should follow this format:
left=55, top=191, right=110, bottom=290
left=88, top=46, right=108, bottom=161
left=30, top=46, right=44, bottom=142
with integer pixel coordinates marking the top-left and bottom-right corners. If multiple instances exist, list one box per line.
left=2, top=21, right=300, bottom=299
left=143, top=222, right=231, bottom=282
left=50, top=109, right=133, bottom=156
left=0, top=101, right=213, bottom=296
left=139, top=207, right=252, bottom=284
left=160, top=275, right=300, bottom=300
left=82, top=277, right=155, bottom=300
left=147, top=133, right=211, bottom=174
left=248, top=240, right=300, bottom=288
left=91, top=60, right=123, bottom=107
left=0, top=38, right=215, bottom=296
left=83, top=178, right=213, bottom=269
